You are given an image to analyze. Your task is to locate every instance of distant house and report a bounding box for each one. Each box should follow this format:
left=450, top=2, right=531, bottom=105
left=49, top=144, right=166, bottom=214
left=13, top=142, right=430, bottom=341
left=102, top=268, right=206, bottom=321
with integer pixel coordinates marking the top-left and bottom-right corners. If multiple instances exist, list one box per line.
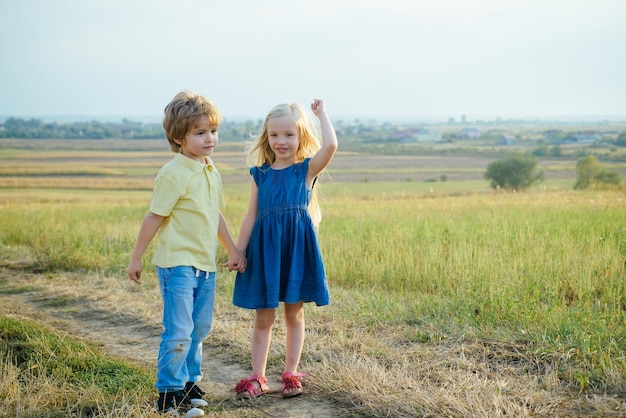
left=574, top=130, right=602, bottom=142
left=457, top=127, right=481, bottom=138
left=390, top=127, right=442, bottom=142
left=499, top=134, right=516, bottom=145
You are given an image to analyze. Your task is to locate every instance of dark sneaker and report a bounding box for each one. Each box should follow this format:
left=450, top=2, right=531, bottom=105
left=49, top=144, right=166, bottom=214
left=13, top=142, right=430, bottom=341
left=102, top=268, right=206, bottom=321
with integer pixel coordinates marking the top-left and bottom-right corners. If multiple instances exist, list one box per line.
left=156, top=390, right=205, bottom=417
left=185, top=382, right=209, bottom=407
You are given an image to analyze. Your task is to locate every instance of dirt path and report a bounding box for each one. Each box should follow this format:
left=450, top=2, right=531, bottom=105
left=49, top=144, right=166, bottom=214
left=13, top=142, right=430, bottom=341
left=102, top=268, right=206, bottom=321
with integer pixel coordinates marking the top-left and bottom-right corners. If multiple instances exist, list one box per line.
left=0, top=263, right=354, bottom=418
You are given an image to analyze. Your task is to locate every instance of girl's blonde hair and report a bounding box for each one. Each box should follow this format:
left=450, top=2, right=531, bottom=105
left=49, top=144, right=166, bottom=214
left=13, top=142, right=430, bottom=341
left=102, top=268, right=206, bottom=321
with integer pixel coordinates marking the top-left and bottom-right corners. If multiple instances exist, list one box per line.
left=162, top=91, right=221, bottom=153
left=246, top=102, right=323, bottom=226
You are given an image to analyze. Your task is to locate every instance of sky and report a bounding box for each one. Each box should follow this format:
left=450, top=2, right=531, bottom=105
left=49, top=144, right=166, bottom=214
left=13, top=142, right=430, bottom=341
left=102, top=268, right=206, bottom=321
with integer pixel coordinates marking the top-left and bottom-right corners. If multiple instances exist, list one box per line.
left=1, top=0, right=625, bottom=122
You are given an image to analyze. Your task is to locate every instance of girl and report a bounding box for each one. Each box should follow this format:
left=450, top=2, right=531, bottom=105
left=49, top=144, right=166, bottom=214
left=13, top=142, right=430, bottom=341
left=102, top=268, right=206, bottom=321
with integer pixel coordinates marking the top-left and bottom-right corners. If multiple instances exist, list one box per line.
left=233, top=99, right=338, bottom=398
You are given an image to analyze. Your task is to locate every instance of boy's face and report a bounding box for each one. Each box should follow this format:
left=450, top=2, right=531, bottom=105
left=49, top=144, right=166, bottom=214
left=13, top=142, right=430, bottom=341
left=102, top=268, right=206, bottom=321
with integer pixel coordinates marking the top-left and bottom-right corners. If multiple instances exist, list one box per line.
left=176, top=116, right=219, bottom=162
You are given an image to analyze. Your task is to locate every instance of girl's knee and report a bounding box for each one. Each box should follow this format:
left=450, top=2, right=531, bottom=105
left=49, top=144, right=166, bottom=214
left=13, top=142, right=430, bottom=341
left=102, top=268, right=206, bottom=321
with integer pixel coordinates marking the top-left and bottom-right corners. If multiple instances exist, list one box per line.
left=284, top=303, right=304, bottom=323
left=255, top=309, right=276, bottom=329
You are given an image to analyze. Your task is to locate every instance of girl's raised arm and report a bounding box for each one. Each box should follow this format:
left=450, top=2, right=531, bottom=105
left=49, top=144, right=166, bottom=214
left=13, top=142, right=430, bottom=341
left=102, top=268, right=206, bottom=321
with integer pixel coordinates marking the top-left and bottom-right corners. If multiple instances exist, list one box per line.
left=308, top=99, right=338, bottom=181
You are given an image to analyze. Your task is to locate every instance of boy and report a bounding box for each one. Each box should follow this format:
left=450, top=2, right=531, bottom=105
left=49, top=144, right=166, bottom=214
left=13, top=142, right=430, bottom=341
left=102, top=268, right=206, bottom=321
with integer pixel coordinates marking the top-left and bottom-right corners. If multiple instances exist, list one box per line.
left=127, top=91, right=244, bottom=416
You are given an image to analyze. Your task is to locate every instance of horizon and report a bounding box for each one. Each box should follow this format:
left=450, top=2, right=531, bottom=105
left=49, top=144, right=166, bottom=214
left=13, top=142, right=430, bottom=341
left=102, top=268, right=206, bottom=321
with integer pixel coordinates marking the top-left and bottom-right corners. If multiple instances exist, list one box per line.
left=2, top=113, right=626, bottom=126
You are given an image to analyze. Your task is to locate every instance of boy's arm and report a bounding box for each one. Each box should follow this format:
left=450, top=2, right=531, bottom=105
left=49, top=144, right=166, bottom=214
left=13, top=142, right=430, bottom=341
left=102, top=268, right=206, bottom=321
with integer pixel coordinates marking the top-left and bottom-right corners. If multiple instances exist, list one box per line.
left=235, top=180, right=258, bottom=252
left=218, top=212, right=245, bottom=272
left=127, top=211, right=165, bottom=284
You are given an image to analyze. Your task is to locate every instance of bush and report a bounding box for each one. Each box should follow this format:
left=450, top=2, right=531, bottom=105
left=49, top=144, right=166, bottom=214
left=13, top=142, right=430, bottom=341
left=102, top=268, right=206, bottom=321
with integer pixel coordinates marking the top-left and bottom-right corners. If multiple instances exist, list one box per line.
left=484, top=153, right=544, bottom=191
left=574, top=155, right=622, bottom=189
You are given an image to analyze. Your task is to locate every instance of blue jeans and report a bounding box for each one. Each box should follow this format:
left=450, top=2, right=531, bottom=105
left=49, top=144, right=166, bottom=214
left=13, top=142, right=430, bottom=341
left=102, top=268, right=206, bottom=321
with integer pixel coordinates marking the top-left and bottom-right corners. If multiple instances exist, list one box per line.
left=155, top=266, right=216, bottom=392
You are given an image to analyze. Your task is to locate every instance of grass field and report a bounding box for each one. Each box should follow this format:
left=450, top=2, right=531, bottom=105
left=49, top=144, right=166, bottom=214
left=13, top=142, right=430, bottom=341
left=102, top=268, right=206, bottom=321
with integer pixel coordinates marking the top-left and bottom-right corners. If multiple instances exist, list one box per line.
left=1, top=138, right=625, bottom=416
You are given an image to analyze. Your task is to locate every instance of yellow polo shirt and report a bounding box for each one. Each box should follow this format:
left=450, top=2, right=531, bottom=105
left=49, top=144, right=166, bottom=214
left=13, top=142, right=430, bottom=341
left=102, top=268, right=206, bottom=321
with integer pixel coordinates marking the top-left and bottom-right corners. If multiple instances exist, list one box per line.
left=150, top=153, right=224, bottom=272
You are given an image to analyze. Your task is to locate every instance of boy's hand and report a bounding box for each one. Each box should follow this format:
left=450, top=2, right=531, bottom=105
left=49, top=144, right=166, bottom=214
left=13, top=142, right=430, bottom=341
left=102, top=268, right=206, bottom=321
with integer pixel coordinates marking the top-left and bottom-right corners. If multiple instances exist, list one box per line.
left=127, top=260, right=143, bottom=284
left=222, top=260, right=245, bottom=273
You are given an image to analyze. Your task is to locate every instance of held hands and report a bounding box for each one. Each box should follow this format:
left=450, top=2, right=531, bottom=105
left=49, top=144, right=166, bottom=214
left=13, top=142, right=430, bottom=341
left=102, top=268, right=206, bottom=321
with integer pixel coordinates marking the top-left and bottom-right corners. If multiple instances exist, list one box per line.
left=311, top=99, right=326, bottom=117
left=223, top=249, right=247, bottom=273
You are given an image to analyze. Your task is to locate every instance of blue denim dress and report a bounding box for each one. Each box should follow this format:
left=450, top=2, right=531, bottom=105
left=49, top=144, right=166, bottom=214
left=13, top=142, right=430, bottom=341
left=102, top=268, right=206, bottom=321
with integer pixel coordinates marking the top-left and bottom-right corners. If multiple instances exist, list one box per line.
left=233, top=158, right=330, bottom=309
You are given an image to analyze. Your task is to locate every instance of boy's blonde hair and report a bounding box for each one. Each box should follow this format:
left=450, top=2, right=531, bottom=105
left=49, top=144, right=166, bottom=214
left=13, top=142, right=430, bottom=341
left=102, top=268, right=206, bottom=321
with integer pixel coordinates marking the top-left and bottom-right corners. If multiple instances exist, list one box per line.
left=246, top=102, right=324, bottom=226
left=163, top=91, right=221, bottom=153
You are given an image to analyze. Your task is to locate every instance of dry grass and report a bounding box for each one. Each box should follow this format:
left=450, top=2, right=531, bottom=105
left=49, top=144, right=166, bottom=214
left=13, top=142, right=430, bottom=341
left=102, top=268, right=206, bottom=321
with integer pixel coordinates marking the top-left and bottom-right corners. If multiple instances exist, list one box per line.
left=3, top=262, right=626, bottom=417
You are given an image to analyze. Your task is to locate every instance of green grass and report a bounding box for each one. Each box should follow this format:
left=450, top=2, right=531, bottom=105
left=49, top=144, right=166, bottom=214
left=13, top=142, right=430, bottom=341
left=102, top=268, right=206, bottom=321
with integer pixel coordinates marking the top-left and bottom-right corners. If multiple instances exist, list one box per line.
left=318, top=188, right=626, bottom=381
left=0, top=316, right=154, bottom=417
left=1, top=184, right=624, bottom=396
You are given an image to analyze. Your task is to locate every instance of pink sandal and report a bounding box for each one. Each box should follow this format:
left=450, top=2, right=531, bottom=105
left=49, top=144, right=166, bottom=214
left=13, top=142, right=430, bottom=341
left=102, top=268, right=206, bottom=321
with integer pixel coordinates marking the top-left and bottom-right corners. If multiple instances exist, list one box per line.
left=281, top=372, right=306, bottom=398
left=235, top=375, right=269, bottom=399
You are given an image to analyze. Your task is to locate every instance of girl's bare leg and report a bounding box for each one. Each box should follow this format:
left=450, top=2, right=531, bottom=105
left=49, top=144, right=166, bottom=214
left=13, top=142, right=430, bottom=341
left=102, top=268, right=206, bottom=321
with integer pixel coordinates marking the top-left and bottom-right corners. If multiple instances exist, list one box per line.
left=251, top=308, right=276, bottom=377
left=283, top=302, right=305, bottom=374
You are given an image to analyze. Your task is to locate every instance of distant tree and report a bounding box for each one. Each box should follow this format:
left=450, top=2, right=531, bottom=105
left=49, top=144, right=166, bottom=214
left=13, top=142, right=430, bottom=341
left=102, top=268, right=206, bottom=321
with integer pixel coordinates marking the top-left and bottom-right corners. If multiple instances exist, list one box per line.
left=485, top=153, right=544, bottom=191
left=549, top=145, right=562, bottom=157
left=531, top=145, right=548, bottom=157
left=574, top=155, right=622, bottom=189
left=532, top=144, right=562, bottom=157
left=594, top=170, right=622, bottom=186
left=0, top=117, right=164, bottom=139
left=616, top=131, right=626, bottom=147
left=574, top=156, right=601, bottom=189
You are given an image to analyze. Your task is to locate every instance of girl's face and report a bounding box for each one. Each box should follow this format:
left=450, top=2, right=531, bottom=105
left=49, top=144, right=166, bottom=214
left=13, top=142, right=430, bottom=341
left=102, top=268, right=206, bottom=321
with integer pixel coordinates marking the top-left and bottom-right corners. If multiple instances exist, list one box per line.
left=267, top=115, right=299, bottom=166
left=176, top=116, right=219, bottom=163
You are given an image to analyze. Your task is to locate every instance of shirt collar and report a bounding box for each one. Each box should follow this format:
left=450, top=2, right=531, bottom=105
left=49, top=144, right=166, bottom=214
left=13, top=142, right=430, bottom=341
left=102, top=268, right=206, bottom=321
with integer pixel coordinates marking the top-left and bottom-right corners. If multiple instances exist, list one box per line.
left=174, top=153, right=214, bottom=172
